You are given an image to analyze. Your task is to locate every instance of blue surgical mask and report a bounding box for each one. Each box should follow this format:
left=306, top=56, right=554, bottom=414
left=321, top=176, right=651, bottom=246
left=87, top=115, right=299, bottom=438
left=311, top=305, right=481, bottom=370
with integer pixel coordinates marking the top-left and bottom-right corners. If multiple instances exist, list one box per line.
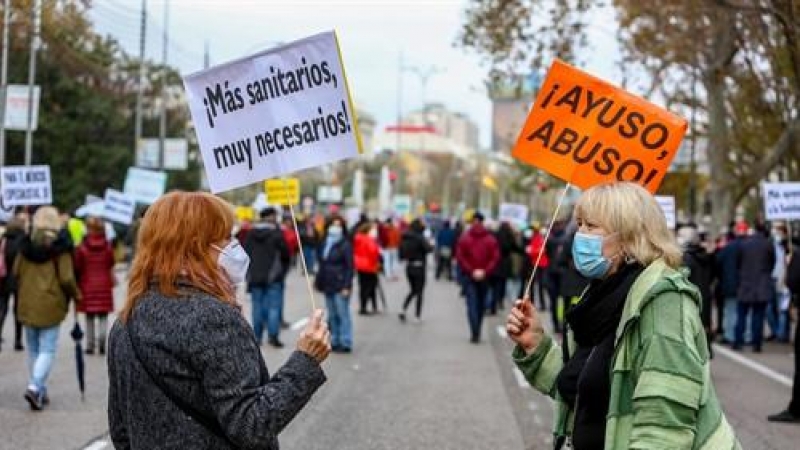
left=572, top=232, right=611, bottom=279
left=327, top=226, right=343, bottom=239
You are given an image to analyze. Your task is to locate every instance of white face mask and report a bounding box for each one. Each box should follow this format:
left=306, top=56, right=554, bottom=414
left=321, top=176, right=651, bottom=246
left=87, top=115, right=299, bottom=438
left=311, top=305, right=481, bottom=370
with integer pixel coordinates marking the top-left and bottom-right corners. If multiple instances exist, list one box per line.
left=215, top=239, right=250, bottom=284
left=369, top=228, right=379, bottom=239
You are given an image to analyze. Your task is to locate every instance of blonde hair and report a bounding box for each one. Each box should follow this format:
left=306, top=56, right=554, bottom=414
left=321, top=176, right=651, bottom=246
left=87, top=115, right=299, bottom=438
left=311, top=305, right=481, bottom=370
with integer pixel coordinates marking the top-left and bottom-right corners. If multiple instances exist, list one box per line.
left=574, top=182, right=683, bottom=269
left=120, top=191, right=237, bottom=322
left=32, top=206, right=61, bottom=245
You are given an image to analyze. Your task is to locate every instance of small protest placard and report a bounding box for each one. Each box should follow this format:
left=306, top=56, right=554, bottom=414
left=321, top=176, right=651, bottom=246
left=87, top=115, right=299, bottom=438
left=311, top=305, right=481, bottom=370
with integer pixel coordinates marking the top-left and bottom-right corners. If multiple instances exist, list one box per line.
left=0, top=165, right=52, bottom=207
left=183, top=31, right=362, bottom=194
left=512, top=60, right=687, bottom=194
left=265, top=178, right=300, bottom=205
left=123, top=167, right=167, bottom=205
left=654, top=195, right=676, bottom=229
left=763, top=182, right=800, bottom=220
left=103, top=189, right=136, bottom=225
left=392, top=195, right=412, bottom=217
left=317, top=185, right=343, bottom=203
left=499, top=203, right=529, bottom=225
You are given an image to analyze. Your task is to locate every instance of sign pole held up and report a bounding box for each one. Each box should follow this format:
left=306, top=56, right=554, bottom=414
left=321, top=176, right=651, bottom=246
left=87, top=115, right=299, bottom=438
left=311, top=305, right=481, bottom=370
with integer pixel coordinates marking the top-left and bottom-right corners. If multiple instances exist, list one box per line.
left=280, top=175, right=317, bottom=311
left=523, top=183, right=572, bottom=302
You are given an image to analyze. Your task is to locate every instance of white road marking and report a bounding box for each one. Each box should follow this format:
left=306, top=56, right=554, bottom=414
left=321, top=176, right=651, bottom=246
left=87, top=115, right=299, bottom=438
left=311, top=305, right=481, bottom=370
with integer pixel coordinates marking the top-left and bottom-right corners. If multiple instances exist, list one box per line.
left=713, top=344, right=792, bottom=387
left=82, top=440, right=110, bottom=450
left=497, top=325, right=508, bottom=339
left=290, top=317, right=309, bottom=331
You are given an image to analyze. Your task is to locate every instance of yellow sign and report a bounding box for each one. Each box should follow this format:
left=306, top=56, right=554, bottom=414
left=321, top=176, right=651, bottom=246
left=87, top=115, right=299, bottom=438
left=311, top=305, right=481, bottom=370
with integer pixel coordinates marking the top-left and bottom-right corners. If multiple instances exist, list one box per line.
left=462, top=208, right=475, bottom=222
left=265, top=178, right=300, bottom=205
left=235, top=206, right=255, bottom=222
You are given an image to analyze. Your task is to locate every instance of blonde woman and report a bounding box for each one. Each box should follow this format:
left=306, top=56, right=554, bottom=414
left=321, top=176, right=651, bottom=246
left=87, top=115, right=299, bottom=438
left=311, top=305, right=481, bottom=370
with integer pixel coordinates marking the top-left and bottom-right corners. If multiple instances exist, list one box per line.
left=506, top=182, right=740, bottom=449
left=14, top=206, right=80, bottom=410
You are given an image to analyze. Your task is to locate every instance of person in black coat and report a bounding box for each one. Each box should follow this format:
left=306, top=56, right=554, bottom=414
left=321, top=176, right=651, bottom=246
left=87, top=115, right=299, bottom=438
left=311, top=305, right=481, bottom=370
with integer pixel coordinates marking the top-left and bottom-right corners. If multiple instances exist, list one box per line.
left=734, top=223, right=776, bottom=352
left=315, top=216, right=354, bottom=353
left=398, top=219, right=433, bottom=322
left=679, top=226, right=715, bottom=352
left=243, top=207, right=291, bottom=348
left=0, top=214, right=28, bottom=352
left=769, top=236, right=800, bottom=423
left=490, top=222, right=522, bottom=314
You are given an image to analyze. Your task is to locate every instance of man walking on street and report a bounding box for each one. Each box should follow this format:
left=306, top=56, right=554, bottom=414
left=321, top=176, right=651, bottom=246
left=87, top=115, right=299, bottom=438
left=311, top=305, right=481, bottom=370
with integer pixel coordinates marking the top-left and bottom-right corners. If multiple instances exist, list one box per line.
left=769, top=233, right=800, bottom=423
left=243, top=207, right=291, bottom=348
left=456, top=212, right=500, bottom=343
left=734, top=222, right=776, bottom=353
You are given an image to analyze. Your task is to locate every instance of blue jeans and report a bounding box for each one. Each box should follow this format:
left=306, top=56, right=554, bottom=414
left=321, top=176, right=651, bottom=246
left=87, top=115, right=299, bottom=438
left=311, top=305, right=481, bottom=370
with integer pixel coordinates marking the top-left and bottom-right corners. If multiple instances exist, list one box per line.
left=251, top=283, right=284, bottom=343
left=734, top=302, right=767, bottom=350
left=465, top=280, right=489, bottom=340
left=25, top=325, right=60, bottom=392
left=723, top=297, right=738, bottom=343
left=325, top=293, right=353, bottom=349
left=302, top=245, right=317, bottom=275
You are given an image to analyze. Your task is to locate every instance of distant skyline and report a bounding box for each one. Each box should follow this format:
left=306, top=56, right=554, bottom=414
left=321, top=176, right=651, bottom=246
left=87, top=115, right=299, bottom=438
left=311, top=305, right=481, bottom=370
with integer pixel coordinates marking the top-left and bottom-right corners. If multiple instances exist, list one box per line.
left=89, top=0, right=622, bottom=150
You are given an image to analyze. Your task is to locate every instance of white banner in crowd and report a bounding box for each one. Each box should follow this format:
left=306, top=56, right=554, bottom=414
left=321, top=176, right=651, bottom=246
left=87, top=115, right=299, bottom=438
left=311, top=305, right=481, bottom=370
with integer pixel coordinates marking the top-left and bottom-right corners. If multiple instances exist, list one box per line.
left=103, top=189, right=136, bottom=225
left=0, top=165, right=52, bottom=207
left=317, top=185, right=343, bottom=203
left=392, top=194, right=412, bottom=217
left=498, top=203, right=529, bottom=225
left=183, top=31, right=362, bottom=193
left=763, top=182, right=800, bottom=220
left=654, top=195, right=677, bottom=230
left=123, top=167, right=167, bottom=205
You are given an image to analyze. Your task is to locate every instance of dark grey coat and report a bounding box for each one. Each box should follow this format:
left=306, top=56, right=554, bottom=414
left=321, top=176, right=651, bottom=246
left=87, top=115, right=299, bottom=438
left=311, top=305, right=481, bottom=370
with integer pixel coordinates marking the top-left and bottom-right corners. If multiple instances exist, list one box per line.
left=737, top=234, right=776, bottom=304
left=107, top=286, right=326, bottom=449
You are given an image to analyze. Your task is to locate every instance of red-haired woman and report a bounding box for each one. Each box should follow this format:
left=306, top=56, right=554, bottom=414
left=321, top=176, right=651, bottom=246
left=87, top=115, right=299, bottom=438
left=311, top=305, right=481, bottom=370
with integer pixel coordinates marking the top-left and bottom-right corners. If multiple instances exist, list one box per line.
left=107, top=192, right=330, bottom=449
left=74, top=216, right=115, bottom=355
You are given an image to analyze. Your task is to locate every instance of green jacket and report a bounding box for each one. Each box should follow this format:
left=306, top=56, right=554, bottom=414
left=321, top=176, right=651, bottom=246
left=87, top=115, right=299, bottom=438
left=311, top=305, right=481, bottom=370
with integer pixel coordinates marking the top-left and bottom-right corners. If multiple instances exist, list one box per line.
left=513, top=259, right=740, bottom=449
left=14, top=251, right=80, bottom=328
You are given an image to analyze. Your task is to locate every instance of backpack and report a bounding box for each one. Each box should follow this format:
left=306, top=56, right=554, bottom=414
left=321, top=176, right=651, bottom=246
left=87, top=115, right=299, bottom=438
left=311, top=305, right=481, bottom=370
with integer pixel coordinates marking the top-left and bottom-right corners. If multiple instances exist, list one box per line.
left=0, top=238, right=7, bottom=279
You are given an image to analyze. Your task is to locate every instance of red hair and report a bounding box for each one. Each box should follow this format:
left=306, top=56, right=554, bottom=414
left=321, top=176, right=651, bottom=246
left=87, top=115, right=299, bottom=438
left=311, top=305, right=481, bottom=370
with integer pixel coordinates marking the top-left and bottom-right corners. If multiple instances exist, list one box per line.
left=119, top=191, right=236, bottom=322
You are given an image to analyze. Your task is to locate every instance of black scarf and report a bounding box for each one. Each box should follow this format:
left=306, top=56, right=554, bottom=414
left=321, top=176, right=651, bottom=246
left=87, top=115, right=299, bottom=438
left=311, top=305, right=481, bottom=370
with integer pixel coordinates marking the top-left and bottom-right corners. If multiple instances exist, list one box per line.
left=20, top=230, right=73, bottom=263
left=566, top=261, right=644, bottom=347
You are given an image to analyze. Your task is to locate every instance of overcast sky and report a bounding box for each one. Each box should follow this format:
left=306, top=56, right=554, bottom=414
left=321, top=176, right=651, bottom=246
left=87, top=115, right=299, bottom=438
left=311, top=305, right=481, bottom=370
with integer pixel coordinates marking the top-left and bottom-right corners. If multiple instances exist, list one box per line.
left=89, top=0, right=621, bottom=149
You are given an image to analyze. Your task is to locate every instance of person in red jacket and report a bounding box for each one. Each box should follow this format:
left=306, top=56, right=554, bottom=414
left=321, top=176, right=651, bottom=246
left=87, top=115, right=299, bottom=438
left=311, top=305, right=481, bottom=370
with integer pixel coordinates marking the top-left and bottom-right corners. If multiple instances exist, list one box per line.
left=456, top=212, right=500, bottom=343
left=74, top=216, right=116, bottom=355
left=282, top=215, right=300, bottom=269
left=353, top=222, right=381, bottom=315
left=526, top=224, right=550, bottom=312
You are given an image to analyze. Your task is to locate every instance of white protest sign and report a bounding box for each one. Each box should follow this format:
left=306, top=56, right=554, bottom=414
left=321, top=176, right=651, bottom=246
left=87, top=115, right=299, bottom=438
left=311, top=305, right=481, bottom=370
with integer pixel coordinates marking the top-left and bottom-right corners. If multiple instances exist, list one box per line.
left=392, top=194, right=412, bottom=216
left=499, top=203, right=529, bottom=224
left=317, top=185, right=343, bottom=203
left=103, top=189, right=136, bottom=225
left=654, top=195, right=676, bottom=229
left=123, top=167, right=167, bottom=205
left=0, top=165, right=51, bottom=207
left=763, top=182, right=800, bottom=220
left=2, top=85, right=40, bottom=131
left=163, top=138, right=189, bottom=170
left=183, top=31, right=362, bottom=193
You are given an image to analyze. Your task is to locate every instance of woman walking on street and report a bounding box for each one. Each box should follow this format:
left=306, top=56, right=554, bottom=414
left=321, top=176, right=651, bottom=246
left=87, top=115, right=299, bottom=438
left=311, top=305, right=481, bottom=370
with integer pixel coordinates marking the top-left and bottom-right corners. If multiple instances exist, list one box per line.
left=107, top=192, right=330, bottom=449
left=74, top=216, right=116, bottom=355
left=315, top=216, right=354, bottom=353
left=398, top=219, right=433, bottom=323
left=506, top=182, right=739, bottom=449
left=0, top=213, right=28, bottom=352
left=14, top=206, right=81, bottom=411
left=354, top=222, right=381, bottom=315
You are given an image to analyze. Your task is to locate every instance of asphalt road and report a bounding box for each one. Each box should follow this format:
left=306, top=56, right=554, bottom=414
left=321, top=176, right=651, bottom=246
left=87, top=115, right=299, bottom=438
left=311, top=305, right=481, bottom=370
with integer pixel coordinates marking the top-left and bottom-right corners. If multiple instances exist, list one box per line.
left=1, top=266, right=799, bottom=450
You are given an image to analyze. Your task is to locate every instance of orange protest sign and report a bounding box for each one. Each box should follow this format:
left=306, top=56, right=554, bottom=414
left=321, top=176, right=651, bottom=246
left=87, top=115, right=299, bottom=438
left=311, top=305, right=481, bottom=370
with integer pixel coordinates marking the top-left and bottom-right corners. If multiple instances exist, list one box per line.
left=512, top=60, right=687, bottom=193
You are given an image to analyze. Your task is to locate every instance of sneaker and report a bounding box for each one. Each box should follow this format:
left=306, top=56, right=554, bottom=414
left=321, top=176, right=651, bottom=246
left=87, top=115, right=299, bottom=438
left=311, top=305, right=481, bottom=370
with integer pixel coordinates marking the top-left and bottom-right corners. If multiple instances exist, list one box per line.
left=268, top=338, right=285, bottom=349
left=768, top=409, right=800, bottom=423
left=413, top=317, right=423, bottom=324
left=85, top=348, right=95, bottom=355
left=14, top=342, right=24, bottom=351
left=470, top=336, right=480, bottom=344
left=398, top=312, right=406, bottom=323
left=24, top=388, right=43, bottom=411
